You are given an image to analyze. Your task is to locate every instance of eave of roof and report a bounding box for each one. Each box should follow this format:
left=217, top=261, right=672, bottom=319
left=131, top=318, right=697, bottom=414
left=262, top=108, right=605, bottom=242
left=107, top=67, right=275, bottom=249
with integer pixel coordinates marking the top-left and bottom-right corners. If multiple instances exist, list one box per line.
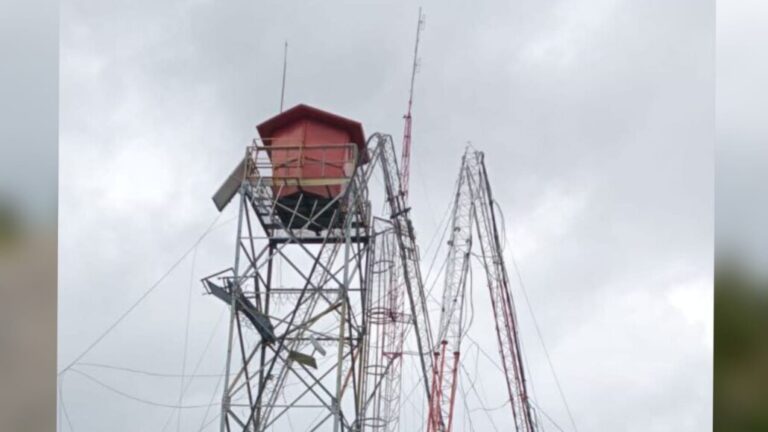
left=256, top=104, right=367, bottom=163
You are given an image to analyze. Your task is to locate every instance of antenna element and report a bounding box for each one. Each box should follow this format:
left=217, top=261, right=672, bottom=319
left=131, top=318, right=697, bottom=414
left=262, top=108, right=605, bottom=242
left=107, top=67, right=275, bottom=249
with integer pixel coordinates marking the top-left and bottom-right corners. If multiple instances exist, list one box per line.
left=280, top=41, right=288, bottom=112
left=400, top=8, right=425, bottom=201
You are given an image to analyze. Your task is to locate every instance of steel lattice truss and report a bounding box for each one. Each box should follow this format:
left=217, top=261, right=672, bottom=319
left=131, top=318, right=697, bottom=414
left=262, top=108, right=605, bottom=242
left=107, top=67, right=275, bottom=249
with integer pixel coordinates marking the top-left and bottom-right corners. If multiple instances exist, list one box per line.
left=427, top=149, right=538, bottom=432
left=205, top=134, right=433, bottom=432
left=206, top=135, right=537, bottom=432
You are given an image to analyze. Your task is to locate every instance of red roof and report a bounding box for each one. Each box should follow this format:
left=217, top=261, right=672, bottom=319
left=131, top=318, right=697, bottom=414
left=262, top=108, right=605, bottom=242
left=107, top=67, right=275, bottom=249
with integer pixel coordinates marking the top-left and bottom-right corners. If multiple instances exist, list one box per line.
left=256, top=104, right=368, bottom=163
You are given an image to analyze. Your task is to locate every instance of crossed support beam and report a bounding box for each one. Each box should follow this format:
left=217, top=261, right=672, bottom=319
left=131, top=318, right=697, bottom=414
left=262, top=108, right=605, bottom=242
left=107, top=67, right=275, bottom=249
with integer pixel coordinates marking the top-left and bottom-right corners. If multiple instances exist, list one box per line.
left=208, top=137, right=437, bottom=432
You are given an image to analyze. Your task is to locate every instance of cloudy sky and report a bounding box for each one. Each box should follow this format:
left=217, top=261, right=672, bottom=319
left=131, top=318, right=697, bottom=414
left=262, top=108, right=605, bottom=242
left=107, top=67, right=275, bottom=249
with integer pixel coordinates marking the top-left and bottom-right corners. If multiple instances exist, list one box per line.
left=59, top=1, right=713, bottom=431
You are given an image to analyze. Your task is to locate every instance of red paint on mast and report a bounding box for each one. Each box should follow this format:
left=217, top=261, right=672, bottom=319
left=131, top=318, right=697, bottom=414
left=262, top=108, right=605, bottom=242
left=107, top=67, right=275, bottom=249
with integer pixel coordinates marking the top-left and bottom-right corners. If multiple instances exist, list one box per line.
left=400, top=8, right=425, bottom=201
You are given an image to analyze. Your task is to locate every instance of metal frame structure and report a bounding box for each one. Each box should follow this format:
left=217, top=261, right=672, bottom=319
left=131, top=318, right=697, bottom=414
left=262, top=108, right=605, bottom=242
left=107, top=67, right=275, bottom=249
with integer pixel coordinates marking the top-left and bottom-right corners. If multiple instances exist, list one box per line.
left=206, top=141, right=373, bottom=431
left=358, top=219, right=406, bottom=431
left=207, top=134, right=434, bottom=432
left=360, top=134, right=435, bottom=432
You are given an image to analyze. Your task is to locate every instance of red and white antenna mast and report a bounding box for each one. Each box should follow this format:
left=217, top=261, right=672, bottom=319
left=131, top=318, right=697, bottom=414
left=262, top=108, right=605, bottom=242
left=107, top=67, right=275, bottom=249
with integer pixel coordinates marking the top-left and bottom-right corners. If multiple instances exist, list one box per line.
left=426, top=148, right=539, bottom=432
left=400, top=7, right=425, bottom=201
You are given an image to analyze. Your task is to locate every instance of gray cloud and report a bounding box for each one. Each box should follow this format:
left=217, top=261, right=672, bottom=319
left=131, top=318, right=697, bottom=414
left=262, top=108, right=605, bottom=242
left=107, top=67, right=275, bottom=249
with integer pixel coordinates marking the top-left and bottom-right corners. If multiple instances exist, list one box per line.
left=60, top=1, right=713, bottom=431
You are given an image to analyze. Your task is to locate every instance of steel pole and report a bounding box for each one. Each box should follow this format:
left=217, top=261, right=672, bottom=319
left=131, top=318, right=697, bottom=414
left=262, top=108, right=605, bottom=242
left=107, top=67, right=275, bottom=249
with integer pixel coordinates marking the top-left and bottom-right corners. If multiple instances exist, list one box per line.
left=221, top=185, right=247, bottom=432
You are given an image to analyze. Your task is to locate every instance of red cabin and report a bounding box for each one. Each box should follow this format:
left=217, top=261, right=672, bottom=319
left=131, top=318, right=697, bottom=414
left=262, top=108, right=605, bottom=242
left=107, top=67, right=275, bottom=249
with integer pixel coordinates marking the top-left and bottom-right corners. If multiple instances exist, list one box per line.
left=256, top=104, right=367, bottom=231
left=257, top=104, right=367, bottom=199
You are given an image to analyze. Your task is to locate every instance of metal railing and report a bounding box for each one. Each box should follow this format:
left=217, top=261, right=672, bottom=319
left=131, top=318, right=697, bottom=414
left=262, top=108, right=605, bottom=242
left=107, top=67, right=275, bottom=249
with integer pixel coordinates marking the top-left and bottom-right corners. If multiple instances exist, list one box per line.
left=245, top=141, right=359, bottom=185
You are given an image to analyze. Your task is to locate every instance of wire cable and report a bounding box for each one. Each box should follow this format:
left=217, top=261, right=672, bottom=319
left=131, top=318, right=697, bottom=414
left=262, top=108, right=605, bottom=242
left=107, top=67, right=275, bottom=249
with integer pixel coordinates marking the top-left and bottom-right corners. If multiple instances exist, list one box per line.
left=493, top=199, right=579, bottom=432
left=161, top=308, right=228, bottom=431
left=177, top=242, right=199, bottom=431
left=529, top=399, right=567, bottom=432
left=74, top=362, right=221, bottom=378
left=58, top=214, right=229, bottom=375
left=459, top=362, right=499, bottom=432
left=462, top=335, right=566, bottom=430
left=507, top=249, right=579, bottom=432
left=458, top=364, right=477, bottom=432
left=58, top=375, right=62, bottom=432
left=69, top=368, right=219, bottom=409
left=59, top=374, right=75, bottom=432
left=197, top=412, right=221, bottom=432
left=196, top=365, right=226, bottom=432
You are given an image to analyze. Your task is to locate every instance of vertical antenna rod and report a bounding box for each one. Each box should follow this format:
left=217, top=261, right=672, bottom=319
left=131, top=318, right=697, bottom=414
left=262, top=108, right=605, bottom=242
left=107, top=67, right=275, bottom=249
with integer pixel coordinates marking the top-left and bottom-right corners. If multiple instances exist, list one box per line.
left=280, top=41, right=288, bottom=112
left=400, top=8, right=425, bottom=201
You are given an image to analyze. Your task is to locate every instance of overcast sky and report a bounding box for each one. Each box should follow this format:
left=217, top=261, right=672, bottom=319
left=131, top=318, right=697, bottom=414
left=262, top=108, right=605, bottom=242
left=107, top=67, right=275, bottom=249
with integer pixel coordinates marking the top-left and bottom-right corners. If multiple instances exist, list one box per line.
left=59, top=1, right=714, bottom=431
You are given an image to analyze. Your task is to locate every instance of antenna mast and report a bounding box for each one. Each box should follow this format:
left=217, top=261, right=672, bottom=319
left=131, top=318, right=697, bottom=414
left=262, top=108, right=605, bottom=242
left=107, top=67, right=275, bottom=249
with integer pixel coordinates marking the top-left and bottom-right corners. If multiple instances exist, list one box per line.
left=426, top=148, right=539, bottom=432
left=280, top=41, right=288, bottom=112
left=400, top=8, right=425, bottom=201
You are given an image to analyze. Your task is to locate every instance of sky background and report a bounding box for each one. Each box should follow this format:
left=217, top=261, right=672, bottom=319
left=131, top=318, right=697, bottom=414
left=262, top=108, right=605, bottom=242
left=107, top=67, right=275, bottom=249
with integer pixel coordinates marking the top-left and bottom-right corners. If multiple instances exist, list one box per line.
left=59, top=1, right=713, bottom=431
